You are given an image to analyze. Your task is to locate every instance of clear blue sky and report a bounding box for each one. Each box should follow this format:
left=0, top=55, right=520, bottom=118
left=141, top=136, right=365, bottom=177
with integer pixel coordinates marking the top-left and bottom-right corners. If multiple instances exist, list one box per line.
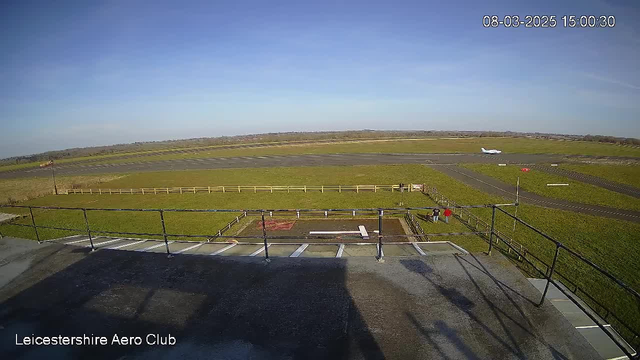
left=1, top=0, right=639, bottom=157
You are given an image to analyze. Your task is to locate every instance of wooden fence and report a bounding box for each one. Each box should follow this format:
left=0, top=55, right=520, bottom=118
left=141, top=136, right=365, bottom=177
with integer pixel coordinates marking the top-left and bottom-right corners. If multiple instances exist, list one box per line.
left=64, top=184, right=425, bottom=195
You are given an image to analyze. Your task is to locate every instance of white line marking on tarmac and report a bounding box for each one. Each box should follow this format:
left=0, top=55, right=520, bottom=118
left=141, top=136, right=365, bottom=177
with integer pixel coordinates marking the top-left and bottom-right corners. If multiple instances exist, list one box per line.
left=137, top=241, right=173, bottom=252
left=174, top=243, right=205, bottom=254
left=88, top=238, right=122, bottom=248
left=250, top=244, right=271, bottom=256
left=412, top=243, right=427, bottom=255
left=210, top=243, right=236, bottom=255
left=575, top=324, right=611, bottom=329
left=109, top=240, right=146, bottom=249
left=290, top=244, right=309, bottom=257
left=65, top=237, right=92, bottom=245
left=336, top=244, right=345, bottom=258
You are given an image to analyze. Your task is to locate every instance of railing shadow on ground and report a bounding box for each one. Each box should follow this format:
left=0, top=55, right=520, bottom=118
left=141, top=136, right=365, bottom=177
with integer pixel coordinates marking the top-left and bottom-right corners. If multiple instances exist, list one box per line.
left=423, top=186, right=640, bottom=358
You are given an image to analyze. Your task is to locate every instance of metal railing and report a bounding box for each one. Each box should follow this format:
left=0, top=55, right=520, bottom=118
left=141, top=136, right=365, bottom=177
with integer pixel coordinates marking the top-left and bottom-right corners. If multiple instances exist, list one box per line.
left=405, top=211, right=428, bottom=241
left=0, top=203, right=512, bottom=256
left=424, top=186, right=639, bottom=358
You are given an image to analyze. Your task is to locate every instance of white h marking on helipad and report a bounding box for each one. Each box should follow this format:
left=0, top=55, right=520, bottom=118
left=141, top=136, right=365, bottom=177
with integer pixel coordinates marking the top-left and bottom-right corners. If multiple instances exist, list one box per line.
left=290, top=244, right=309, bottom=257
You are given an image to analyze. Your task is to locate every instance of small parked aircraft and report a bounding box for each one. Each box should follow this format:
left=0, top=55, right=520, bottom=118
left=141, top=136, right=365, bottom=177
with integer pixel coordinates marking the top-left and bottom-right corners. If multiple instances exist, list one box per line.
left=481, top=147, right=502, bottom=154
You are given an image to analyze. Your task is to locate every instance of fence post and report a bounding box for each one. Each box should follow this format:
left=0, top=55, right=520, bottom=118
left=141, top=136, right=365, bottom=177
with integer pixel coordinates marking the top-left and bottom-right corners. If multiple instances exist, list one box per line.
left=539, top=245, right=561, bottom=306
left=29, top=207, right=41, bottom=244
left=82, top=209, right=95, bottom=251
left=159, top=210, right=171, bottom=257
left=321, top=185, right=324, bottom=193
left=377, top=209, right=384, bottom=261
left=208, top=186, right=211, bottom=194
left=261, top=211, right=270, bottom=261
left=339, top=185, right=341, bottom=193
left=488, top=206, right=496, bottom=255
left=222, top=186, right=225, bottom=193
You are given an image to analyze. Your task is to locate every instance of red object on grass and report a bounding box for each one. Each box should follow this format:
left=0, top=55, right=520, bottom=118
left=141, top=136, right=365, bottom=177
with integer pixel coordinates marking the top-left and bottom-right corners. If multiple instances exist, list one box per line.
left=444, top=209, right=452, bottom=217
left=521, top=168, right=530, bottom=172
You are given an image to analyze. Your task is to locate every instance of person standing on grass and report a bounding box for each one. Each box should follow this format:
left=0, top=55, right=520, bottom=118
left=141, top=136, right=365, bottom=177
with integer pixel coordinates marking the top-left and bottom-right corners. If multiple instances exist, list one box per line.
left=432, top=208, right=440, bottom=223
left=444, top=208, right=452, bottom=223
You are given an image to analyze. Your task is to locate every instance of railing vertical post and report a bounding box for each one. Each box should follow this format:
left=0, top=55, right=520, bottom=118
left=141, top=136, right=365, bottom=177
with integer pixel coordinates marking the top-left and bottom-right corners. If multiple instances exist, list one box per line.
left=82, top=209, right=94, bottom=251
left=488, top=205, right=496, bottom=255
left=261, top=211, right=269, bottom=261
left=159, top=210, right=171, bottom=257
left=539, top=244, right=561, bottom=306
left=29, top=207, right=41, bottom=243
left=377, top=209, right=384, bottom=261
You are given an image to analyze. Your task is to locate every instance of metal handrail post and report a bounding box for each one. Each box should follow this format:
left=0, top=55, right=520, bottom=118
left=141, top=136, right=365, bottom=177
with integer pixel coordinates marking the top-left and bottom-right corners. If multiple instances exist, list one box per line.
left=539, top=244, right=561, bottom=306
left=159, top=210, right=171, bottom=256
left=261, top=211, right=269, bottom=260
left=82, top=209, right=95, bottom=251
left=29, top=206, right=41, bottom=243
left=488, top=206, right=496, bottom=255
left=377, top=209, right=384, bottom=260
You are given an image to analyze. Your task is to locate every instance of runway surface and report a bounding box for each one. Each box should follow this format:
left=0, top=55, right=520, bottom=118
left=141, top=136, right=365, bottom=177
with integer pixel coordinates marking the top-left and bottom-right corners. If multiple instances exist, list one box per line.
left=0, top=153, right=570, bottom=179
left=428, top=164, right=640, bottom=223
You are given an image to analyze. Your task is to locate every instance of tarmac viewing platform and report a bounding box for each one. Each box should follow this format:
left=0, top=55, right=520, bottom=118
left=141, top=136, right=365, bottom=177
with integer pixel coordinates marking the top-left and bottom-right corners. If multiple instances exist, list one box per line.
left=0, top=237, right=604, bottom=359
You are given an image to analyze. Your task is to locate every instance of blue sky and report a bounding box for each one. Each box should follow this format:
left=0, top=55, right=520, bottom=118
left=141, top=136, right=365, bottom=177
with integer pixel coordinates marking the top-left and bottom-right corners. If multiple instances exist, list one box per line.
left=1, top=0, right=639, bottom=157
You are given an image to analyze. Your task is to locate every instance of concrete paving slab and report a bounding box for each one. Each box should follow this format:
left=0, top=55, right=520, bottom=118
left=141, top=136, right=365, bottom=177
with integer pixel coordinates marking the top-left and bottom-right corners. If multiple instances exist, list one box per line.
left=265, top=244, right=299, bottom=257
left=551, top=300, right=597, bottom=327
left=216, top=243, right=262, bottom=256
left=578, top=327, right=629, bottom=360
left=342, top=244, right=378, bottom=257
left=107, top=239, right=147, bottom=250
left=169, top=242, right=205, bottom=254
left=300, top=244, right=339, bottom=257
left=115, top=240, right=154, bottom=251
left=528, top=278, right=571, bottom=300
left=382, top=244, right=421, bottom=256
left=418, top=242, right=463, bottom=254
left=180, top=242, right=231, bottom=255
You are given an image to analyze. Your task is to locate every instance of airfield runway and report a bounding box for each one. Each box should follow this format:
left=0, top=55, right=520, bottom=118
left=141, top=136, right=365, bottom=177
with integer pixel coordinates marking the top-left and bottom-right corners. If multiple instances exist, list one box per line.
left=0, top=152, right=587, bottom=179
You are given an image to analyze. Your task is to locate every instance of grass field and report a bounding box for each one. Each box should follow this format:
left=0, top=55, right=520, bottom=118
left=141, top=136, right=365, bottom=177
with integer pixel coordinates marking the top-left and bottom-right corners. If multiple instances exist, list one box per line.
left=1, top=164, right=638, bottom=341
left=562, top=164, right=640, bottom=189
left=460, top=164, right=640, bottom=211
left=0, top=174, right=125, bottom=205
left=4, top=137, right=639, bottom=173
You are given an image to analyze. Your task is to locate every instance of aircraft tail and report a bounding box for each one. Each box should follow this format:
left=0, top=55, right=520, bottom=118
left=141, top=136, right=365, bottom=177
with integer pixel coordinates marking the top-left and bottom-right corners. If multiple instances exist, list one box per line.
left=481, top=148, right=486, bottom=152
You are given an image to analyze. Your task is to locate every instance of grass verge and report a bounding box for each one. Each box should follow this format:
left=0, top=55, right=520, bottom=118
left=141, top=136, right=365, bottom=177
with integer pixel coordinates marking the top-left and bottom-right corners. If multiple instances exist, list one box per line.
left=460, top=164, right=640, bottom=211
left=562, top=164, right=640, bottom=189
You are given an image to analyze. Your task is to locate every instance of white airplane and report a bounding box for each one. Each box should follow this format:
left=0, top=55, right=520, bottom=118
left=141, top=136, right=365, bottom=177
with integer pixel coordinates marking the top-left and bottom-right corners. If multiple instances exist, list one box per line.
left=481, top=147, right=502, bottom=154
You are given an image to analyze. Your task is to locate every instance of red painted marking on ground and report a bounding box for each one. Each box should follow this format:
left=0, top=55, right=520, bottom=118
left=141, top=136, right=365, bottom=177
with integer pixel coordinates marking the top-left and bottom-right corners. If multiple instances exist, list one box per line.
left=257, top=220, right=296, bottom=231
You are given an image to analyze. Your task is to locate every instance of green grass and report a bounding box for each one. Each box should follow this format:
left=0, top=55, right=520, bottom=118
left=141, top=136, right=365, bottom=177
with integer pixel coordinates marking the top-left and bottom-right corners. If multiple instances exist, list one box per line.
left=460, top=164, right=640, bottom=211
left=562, top=163, right=640, bottom=189
left=94, top=164, right=433, bottom=188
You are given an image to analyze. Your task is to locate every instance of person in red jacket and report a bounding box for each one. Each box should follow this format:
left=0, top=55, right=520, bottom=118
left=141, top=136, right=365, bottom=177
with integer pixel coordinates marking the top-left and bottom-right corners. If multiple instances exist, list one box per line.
left=444, top=208, right=452, bottom=223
